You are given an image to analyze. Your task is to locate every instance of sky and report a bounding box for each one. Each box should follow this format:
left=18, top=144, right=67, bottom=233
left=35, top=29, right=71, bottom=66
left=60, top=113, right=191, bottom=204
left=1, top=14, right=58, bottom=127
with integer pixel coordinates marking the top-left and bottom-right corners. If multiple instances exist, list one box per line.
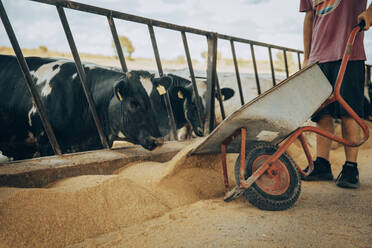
left=1, top=0, right=372, bottom=63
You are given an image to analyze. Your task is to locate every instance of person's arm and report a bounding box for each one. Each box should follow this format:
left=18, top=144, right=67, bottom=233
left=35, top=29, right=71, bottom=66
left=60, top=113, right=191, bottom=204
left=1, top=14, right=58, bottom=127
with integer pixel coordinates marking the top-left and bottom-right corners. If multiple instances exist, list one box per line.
left=358, top=3, right=372, bottom=30
left=303, top=10, right=313, bottom=67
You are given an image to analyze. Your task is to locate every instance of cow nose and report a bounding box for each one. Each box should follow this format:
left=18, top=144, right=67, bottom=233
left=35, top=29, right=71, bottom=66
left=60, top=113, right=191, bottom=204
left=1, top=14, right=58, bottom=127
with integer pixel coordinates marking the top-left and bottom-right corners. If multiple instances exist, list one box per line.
left=144, top=136, right=164, bottom=151
left=195, top=127, right=204, bottom=137
left=154, top=137, right=164, bottom=146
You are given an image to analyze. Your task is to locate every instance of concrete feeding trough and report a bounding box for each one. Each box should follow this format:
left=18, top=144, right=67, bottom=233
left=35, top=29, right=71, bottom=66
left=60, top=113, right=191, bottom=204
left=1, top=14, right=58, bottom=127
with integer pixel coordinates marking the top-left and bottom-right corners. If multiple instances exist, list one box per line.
left=0, top=140, right=194, bottom=188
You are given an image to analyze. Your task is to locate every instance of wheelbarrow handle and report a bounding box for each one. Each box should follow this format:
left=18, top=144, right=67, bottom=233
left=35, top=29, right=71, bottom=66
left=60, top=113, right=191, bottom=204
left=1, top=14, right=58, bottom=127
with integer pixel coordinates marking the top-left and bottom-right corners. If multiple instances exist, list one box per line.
left=333, top=22, right=365, bottom=99
left=330, top=21, right=370, bottom=147
left=355, top=19, right=366, bottom=32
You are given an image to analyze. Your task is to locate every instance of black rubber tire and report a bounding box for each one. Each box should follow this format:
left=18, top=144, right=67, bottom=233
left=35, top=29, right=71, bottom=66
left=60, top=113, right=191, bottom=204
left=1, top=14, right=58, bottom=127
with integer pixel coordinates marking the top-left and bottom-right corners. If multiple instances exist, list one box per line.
left=234, top=141, right=301, bottom=211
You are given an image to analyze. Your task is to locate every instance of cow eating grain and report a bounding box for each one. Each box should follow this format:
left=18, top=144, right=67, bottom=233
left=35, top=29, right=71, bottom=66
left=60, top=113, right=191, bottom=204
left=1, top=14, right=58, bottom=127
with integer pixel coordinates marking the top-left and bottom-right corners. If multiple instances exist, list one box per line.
left=150, top=74, right=234, bottom=139
left=0, top=55, right=163, bottom=160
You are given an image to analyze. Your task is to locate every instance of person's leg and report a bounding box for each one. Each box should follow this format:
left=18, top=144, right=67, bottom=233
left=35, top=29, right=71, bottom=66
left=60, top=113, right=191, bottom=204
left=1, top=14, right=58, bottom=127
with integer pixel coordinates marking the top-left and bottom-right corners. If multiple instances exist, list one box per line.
left=302, top=114, right=334, bottom=181
left=316, top=114, right=334, bottom=161
left=334, top=61, right=364, bottom=189
left=341, top=116, right=360, bottom=162
left=335, top=115, right=361, bottom=188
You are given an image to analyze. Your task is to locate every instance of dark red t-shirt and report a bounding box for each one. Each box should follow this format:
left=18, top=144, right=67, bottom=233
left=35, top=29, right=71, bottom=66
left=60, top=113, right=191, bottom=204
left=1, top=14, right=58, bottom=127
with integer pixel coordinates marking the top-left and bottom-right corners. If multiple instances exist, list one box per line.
left=300, top=0, right=367, bottom=63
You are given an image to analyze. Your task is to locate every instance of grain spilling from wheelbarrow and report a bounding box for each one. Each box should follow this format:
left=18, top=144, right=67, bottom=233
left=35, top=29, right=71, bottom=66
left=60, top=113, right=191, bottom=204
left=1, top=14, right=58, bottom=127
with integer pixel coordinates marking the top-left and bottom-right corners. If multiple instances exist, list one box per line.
left=0, top=140, right=237, bottom=248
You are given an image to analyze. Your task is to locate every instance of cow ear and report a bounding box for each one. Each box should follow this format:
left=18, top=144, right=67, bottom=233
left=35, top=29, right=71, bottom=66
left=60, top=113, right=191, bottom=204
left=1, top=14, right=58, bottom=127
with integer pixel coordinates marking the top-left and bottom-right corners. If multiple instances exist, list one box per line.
left=215, top=88, right=234, bottom=101
left=175, top=87, right=186, bottom=100
left=173, top=86, right=191, bottom=100
left=158, top=76, right=172, bottom=89
left=153, top=76, right=172, bottom=95
left=114, top=81, right=125, bottom=102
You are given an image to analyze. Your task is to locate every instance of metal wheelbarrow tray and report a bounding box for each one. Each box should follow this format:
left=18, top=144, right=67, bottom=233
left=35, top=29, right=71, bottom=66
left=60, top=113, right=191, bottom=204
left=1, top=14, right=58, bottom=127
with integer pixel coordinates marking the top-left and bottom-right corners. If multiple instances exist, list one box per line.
left=192, top=63, right=332, bottom=155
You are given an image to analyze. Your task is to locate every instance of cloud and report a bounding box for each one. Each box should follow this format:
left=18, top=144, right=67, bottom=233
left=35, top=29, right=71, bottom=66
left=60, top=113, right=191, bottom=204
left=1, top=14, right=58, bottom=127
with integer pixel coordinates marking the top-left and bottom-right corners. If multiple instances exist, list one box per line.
left=242, top=0, right=271, bottom=4
left=161, top=0, right=184, bottom=4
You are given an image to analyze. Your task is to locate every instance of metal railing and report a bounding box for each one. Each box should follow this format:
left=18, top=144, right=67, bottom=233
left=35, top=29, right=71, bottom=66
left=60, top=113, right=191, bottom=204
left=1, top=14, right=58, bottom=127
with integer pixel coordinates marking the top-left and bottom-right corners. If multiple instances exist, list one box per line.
left=1, top=0, right=370, bottom=157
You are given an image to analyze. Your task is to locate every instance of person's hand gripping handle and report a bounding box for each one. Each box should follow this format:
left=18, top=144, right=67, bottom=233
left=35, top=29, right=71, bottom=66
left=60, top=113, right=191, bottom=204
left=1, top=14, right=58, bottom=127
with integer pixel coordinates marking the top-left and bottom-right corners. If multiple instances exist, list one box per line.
left=358, top=5, right=372, bottom=31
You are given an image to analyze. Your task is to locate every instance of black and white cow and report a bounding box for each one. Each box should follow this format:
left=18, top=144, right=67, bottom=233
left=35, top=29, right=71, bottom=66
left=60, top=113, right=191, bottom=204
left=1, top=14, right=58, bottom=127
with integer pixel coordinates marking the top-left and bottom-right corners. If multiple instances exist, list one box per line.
left=150, top=73, right=234, bottom=139
left=0, top=55, right=163, bottom=160
left=149, top=74, right=203, bottom=139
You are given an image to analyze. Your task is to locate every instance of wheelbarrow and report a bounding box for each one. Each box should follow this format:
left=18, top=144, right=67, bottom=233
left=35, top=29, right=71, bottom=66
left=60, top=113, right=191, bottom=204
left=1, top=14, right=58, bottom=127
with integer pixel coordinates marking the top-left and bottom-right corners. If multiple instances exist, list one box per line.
left=191, top=22, right=369, bottom=211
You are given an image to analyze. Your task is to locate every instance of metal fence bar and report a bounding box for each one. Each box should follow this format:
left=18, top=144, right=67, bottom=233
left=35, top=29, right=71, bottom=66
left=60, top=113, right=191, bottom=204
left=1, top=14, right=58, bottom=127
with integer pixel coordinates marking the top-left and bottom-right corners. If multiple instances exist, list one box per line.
left=57, top=5, right=109, bottom=148
left=148, top=25, right=164, bottom=75
left=268, top=47, right=276, bottom=87
left=205, top=33, right=218, bottom=133
left=215, top=76, right=226, bottom=120
left=0, top=0, right=62, bottom=156
left=297, top=52, right=302, bottom=70
left=230, top=40, right=244, bottom=105
left=108, top=15, right=128, bottom=73
left=283, top=49, right=289, bottom=78
left=218, top=33, right=303, bottom=54
left=148, top=24, right=178, bottom=140
left=250, top=43, right=261, bottom=95
left=181, top=31, right=204, bottom=132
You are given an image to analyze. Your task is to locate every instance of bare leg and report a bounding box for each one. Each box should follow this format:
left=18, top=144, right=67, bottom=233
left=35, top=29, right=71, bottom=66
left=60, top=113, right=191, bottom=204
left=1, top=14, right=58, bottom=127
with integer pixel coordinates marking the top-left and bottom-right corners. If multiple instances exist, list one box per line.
left=316, top=115, right=334, bottom=161
left=341, top=116, right=360, bottom=163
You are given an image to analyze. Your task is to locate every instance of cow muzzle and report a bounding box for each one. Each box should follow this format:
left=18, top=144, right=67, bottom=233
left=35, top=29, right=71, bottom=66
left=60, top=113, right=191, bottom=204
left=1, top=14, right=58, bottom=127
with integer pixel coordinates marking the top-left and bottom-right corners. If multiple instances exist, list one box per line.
left=143, top=136, right=164, bottom=151
left=195, top=127, right=204, bottom=137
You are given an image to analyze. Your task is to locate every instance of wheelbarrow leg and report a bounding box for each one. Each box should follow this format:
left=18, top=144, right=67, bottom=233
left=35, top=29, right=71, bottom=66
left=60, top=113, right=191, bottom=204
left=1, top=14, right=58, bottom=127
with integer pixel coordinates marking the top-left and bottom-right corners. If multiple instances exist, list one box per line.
left=222, top=128, right=248, bottom=202
left=221, top=143, right=230, bottom=192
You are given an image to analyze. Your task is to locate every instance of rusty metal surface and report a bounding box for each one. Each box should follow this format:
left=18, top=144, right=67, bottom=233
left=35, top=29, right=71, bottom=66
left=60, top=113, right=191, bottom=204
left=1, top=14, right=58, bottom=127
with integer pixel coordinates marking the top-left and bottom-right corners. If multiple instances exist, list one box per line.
left=191, top=63, right=332, bottom=155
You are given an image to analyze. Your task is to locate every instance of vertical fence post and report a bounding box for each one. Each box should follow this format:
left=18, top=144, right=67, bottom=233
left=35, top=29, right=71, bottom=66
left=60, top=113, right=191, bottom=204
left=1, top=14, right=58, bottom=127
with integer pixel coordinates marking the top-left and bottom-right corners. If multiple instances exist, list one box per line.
left=181, top=31, right=204, bottom=132
left=148, top=24, right=178, bottom=140
left=283, top=49, right=289, bottom=78
left=215, top=76, right=226, bottom=120
left=268, top=47, right=276, bottom=87
left=205, top=33, right=218, bottom=133
left=250, top=43, right=261, bottom=95
left=0, top=1, right=62, bottom=155
left=230, top=40, right=244, bottom=105
left=297, top=52, right=302, bottom=70
left=57, top=6, right=109, bottom=149
left=107, top=14, right=128, bottom=73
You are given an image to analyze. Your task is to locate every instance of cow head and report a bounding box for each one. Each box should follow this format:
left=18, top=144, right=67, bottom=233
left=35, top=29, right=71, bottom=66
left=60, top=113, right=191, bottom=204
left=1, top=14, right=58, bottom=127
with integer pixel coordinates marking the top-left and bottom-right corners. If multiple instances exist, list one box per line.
left=175, top=84, right=205, bottom=137
left=109, top=70, right=163, bottom=150
left=182, top=85, right=235, bottom=136
left=152, top=75, right=205, bottom=137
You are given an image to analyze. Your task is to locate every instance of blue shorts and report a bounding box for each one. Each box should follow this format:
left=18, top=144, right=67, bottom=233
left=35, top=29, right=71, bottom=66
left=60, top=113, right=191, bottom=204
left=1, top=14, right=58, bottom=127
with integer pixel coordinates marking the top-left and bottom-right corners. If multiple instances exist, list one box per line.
left=311, top=60, right=365, bottom=122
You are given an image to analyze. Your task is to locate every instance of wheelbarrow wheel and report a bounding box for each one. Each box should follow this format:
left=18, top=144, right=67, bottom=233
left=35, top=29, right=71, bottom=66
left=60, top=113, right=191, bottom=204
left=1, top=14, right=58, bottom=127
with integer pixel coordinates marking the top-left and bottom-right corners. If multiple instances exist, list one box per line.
left=234, top=141, right=301, bottom=211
